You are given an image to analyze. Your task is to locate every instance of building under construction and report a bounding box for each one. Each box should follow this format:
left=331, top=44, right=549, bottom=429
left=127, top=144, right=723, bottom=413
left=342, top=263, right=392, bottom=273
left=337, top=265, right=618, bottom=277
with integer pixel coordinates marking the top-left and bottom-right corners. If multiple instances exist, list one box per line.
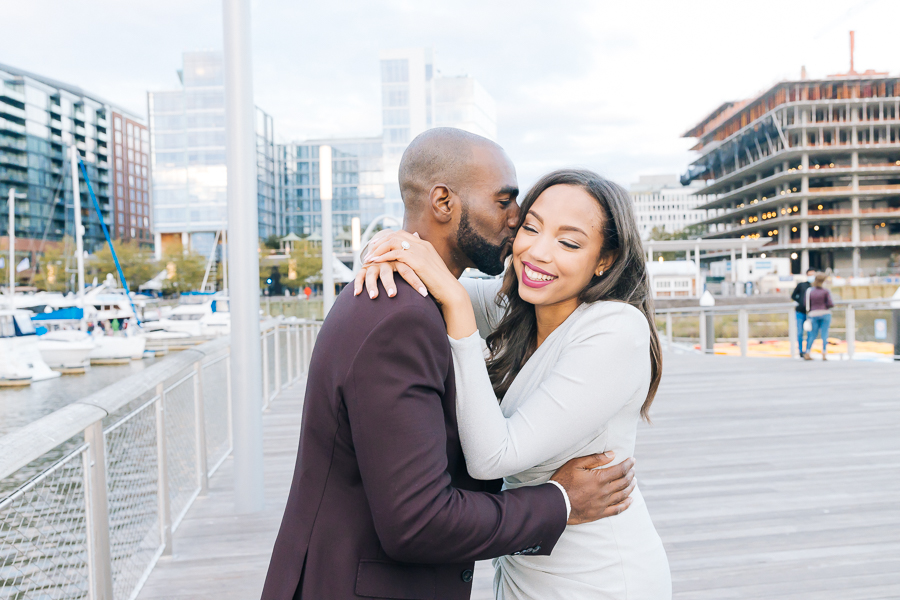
left=681, top=37, right=900, bottom=276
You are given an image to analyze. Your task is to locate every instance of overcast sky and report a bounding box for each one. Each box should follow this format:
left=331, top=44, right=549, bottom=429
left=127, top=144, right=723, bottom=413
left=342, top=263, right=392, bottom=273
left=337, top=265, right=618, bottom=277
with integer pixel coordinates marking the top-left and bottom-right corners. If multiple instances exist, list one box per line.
left=3, top=0, right=898, bottom=189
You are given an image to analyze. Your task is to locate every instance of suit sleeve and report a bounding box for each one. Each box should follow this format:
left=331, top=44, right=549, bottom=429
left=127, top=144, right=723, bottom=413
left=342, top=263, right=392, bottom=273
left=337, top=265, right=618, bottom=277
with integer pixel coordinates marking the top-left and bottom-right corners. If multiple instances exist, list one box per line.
left=344, top=307, right=567, bottom=564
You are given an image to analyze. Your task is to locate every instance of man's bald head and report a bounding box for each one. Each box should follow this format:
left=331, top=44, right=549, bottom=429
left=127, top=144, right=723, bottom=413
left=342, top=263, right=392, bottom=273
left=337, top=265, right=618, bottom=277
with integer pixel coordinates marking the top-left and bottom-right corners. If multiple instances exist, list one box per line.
left=398, top=127, right=502, bottom=215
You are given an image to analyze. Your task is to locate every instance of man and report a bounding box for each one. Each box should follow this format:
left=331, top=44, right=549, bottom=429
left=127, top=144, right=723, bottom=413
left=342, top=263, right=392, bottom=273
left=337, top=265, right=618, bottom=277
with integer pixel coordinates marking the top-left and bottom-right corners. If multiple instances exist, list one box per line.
left=790, top=269, right=816, bottom=356
left=262, top=128, right=635, bottom=600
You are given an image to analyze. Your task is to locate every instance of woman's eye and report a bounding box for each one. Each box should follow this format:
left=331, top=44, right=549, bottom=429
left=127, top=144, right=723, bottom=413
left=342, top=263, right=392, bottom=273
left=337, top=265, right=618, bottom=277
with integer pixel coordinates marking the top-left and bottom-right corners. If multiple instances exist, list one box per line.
left=560, top=241, right=580, bottom=249
left=522, top=224, right=538, bottom=233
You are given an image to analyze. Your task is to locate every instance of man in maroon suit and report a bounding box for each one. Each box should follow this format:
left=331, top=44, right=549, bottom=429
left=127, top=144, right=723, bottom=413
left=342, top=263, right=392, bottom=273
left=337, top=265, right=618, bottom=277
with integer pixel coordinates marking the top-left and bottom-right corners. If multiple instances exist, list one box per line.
left=262, top=128, right=636, bottom=600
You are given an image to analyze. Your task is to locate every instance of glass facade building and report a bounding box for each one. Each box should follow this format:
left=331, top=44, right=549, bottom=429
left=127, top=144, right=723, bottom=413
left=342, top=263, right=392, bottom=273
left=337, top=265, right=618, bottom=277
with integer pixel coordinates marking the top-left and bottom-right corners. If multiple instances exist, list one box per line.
left=277, top=137, right=384, bottom=255
left=379, top=48, right=497, bottom=219
left=1, top=62, right=149, bottom=287
left=148, top=51, right=278, bottom=259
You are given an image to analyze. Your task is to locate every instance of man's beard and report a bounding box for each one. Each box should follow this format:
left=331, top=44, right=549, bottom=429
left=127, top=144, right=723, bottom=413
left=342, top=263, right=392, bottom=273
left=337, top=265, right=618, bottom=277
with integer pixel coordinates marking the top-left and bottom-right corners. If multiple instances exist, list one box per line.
left=457, top=203, right=509, bottom=276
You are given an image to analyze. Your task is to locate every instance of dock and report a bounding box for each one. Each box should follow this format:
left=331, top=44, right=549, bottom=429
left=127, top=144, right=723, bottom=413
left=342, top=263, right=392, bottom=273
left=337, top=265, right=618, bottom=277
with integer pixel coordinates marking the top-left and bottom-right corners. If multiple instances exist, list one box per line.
left=136, top=350, right=900, bottom=599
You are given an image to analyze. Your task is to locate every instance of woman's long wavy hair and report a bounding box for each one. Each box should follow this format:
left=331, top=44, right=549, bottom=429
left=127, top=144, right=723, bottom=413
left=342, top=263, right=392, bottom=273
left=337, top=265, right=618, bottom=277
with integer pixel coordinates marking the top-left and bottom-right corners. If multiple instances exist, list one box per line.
left=485, top=169, right=662, bottom=421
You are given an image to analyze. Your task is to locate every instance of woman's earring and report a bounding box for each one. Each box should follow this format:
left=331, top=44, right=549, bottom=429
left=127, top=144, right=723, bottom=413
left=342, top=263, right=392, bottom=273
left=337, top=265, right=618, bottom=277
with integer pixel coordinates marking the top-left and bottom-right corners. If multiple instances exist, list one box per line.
left=596, top=270, right=604, bottom=277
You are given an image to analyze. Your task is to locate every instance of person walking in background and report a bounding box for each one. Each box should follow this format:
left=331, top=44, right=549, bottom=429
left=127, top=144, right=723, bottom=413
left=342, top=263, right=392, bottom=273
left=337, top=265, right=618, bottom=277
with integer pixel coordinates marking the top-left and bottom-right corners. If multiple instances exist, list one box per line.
left=803, top=272, right=834, bottom=361
left=790, top=269, right=816, bottom=357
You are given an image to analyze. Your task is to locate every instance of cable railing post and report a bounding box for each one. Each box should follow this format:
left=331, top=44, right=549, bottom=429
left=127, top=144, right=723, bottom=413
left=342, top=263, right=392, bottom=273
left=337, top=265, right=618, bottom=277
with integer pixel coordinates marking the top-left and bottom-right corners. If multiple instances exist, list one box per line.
left=788, top=306, right=799, bottom=359
left=225, top=352, right=234, bottom=452
left=738, top=309, right=749, bottom=357
left=274, top=320, right=281, bottom=395
left=665, top=312, right=673, bottom=347
left=83, top=420, right=114, bottom=600
left=155, top=381, right=173, bottom=556
left=846, top=304, right=856, bottom=360
left=261, top=327, right=270, bottom=410
left=286, top=322, right=294, bottom=385
left=302, top=321, right=311, bottom=373
left=295, top=321, right=302, bottom=377
left=699, top=311, right=707, bottom=354
left=193, top=362, right=209, bottom=496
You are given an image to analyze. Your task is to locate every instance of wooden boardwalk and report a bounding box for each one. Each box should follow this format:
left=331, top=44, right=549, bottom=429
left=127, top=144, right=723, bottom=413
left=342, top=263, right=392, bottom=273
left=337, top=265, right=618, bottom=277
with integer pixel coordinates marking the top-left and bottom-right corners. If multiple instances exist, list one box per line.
left=137, top=351, right=900, bottom=600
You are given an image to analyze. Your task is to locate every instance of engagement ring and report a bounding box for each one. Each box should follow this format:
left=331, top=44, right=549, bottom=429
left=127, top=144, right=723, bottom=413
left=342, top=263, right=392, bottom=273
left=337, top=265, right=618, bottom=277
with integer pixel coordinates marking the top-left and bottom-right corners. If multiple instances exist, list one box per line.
left=401, top=241, right=411, bottom=250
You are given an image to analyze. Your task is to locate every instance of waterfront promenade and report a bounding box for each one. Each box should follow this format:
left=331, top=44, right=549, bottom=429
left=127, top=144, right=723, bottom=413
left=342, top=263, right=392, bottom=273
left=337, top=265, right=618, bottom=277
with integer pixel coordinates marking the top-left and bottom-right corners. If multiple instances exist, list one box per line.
left=136, top=350, right=900, bottom=599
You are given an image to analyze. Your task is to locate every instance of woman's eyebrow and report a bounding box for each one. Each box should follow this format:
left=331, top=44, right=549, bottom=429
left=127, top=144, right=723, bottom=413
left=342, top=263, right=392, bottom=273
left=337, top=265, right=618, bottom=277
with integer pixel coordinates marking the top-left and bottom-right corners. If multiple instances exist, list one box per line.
left=558, top=224, right=588, bottom=236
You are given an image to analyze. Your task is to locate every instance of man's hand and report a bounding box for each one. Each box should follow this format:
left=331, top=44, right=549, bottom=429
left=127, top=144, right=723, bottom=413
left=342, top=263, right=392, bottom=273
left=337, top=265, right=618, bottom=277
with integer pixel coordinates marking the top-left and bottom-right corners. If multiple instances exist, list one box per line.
left=550, top=452, right=636, bottom=526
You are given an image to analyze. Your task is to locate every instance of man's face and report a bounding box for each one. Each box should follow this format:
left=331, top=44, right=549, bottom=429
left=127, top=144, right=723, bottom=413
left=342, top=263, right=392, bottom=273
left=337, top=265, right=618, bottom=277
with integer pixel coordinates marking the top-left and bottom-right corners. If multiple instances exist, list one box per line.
left=454, top=145, right=520, bottom=275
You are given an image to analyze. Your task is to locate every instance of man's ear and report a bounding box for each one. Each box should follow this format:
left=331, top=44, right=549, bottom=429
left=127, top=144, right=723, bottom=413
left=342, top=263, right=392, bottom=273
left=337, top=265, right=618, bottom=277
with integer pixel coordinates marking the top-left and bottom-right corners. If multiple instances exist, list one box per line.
left=429, top=184, right=455, bottom=224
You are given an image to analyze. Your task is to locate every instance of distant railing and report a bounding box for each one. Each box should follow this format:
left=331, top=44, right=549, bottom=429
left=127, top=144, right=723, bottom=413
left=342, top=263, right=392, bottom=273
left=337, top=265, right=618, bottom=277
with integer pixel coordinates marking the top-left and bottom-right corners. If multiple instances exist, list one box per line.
left=0, top=317, right=322, bottom=600
left=655, top=298, right=897, bottom=360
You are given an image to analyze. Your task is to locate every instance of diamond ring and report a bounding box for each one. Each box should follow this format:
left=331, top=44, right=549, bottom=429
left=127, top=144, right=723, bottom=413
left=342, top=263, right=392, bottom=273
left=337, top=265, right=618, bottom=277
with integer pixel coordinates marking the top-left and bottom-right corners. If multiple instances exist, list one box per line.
left=400, top=241, right=411, bottom=250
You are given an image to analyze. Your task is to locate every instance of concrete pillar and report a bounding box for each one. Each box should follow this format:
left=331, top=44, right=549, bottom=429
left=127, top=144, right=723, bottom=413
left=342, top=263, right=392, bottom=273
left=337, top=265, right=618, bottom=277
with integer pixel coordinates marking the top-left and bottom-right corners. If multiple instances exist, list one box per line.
left=852, top=218, right=860, bottom=243
left=154, top=231, right=162, bottom=261
left=852, top=248, right=860, bottom=276
left=851, top=151, right=859, bottom=169
left=801, top=249, right=810, bottom=273
left=223, top=0, right=265, bottom=514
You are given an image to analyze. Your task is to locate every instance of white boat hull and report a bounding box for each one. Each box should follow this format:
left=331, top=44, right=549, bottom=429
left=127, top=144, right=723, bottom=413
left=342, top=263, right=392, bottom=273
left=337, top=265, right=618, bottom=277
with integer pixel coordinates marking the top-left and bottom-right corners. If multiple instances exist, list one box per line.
left=91, top=334, right=147, bottom=362
left=11, top=337, right=62, bottom=382
left=37, top=331, right=95, bottom=371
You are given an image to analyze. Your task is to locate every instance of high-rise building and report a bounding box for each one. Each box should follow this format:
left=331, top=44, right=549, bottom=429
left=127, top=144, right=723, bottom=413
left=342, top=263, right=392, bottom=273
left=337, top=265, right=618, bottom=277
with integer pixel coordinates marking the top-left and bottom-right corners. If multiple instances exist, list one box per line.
left=379, top=48, right=497, bottom=218
left=277, top=137, right=384, bottom=260
left=630, top=174, right=708, bottom=240
left=1, top=62, right=150, bottom=287
left=148, top=51, right=278, bottom=260
left=682, top=57, right=900, bottom=275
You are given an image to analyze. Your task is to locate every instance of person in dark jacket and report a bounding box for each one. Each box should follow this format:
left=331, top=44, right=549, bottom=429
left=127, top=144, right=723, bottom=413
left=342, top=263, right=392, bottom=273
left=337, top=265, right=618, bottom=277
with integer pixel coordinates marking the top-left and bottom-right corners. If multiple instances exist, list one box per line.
left=790, top=269, right=816, bottom=356
left=803, top=272, right=835, bottom=361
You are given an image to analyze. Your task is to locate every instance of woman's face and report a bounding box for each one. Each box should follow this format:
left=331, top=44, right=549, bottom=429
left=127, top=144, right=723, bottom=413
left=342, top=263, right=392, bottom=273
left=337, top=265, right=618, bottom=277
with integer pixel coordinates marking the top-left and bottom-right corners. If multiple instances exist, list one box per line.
left=511, top=184, right=608, bottom=308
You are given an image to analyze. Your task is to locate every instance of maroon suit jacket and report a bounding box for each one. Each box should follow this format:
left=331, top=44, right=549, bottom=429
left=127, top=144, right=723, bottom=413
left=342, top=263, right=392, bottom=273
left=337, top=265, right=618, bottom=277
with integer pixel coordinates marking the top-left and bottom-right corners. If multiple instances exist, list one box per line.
left=261, top=281, right=567, bottom=600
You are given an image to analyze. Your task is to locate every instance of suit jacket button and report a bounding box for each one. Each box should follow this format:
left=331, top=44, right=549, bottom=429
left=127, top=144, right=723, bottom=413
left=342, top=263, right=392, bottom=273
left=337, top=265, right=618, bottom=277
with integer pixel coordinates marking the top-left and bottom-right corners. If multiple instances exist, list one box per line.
left=461, top=569, right=473, bottom=583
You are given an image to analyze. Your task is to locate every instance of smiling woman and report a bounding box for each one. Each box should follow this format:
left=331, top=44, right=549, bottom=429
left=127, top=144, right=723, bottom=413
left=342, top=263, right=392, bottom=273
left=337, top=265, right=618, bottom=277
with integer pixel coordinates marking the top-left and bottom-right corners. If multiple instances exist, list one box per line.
left=488, top=170, right=661, bottom=413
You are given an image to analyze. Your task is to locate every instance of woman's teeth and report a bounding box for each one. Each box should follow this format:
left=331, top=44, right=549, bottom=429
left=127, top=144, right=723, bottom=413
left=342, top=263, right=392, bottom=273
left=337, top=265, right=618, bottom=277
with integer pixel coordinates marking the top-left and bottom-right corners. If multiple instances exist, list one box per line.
left=524, top=265, right=555, bottom=282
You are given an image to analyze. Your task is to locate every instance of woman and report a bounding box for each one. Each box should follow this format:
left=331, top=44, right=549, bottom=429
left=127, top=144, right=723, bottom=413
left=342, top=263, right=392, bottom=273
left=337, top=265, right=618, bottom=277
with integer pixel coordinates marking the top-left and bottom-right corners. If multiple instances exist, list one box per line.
left=359, top=169, right=670, bottom=599
left=803, top=272, right=834, bottom=361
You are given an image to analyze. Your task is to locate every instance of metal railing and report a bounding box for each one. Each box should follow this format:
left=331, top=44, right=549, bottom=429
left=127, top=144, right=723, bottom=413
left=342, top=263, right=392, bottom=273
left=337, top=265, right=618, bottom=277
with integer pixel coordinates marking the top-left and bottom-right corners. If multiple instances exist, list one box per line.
left=656, top=298, right=898, bottom=360
left=0, top=317, right=322, bottom=600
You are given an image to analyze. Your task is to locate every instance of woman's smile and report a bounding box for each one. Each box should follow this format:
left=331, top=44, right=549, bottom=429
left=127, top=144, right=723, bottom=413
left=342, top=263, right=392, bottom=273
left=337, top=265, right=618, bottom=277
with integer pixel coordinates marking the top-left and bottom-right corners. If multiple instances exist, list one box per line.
left=521, top=261, right=558, bottom=288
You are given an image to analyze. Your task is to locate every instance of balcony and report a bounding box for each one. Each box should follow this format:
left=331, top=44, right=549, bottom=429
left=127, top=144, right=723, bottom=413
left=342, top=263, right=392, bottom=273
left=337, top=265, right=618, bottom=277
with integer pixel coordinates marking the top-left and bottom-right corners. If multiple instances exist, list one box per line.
left=0, top=117, right=26, bottom=135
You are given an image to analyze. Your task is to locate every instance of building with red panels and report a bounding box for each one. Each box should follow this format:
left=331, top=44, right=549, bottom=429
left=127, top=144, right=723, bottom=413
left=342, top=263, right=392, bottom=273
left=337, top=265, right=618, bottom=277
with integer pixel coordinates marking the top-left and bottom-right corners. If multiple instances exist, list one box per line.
left=681, top=38, right=900, bottom=276
left=109, top=112, right=151, bottom=245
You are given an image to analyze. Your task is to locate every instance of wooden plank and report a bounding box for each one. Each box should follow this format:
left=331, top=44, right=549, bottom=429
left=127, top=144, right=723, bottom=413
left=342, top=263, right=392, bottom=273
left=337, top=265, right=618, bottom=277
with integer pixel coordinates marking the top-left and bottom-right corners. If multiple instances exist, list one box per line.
left=136, top=351, right=900, bottom=599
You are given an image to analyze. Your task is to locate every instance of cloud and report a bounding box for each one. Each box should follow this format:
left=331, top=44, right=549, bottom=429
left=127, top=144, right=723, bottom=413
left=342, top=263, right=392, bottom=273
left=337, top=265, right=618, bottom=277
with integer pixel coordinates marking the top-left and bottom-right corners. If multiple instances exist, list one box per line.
left=1, top=0, right=898, bottom=189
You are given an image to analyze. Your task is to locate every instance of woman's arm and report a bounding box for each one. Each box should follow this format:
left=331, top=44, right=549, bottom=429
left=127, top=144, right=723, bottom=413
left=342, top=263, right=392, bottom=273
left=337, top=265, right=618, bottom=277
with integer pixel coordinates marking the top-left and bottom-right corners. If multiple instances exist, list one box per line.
left=451, top=304, right=649, bottom=480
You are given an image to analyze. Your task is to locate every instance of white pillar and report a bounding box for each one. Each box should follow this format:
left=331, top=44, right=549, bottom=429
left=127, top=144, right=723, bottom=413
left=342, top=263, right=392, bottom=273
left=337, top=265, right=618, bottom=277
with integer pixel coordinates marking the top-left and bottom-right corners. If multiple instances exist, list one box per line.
left=694, top=243, right=701, bottom=297
left=319, top=145, right=334, bottom=315
left=70, top=145, right=85, bottom=298
left=153, top=232, right=162, bottom=261
left=223, top=0, right=264, bottom=514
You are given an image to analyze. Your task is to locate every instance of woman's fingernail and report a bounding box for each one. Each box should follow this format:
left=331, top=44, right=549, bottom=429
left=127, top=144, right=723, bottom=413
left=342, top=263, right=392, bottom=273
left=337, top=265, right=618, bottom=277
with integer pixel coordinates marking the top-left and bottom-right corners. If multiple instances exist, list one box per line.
left=369, top=291, right=376, bottom=299
left=388, top=288, right=395, bottom=297
left=418, top=287, right=428, bottom=297
left=363, top=253, right=372, bottom=263
left=354, top=287, right=360, bottom=296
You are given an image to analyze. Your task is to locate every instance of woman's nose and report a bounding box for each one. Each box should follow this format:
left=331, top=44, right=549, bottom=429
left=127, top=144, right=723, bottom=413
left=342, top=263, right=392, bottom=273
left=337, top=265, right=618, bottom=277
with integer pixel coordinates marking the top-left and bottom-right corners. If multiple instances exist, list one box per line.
left=528, top=234, right=554, bottom=263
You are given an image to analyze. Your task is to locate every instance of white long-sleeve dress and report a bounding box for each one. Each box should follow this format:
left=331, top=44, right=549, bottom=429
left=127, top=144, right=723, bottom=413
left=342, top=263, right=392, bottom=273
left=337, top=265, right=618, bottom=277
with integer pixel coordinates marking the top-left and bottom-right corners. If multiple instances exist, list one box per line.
left=449, top=278, right=671, bottom=600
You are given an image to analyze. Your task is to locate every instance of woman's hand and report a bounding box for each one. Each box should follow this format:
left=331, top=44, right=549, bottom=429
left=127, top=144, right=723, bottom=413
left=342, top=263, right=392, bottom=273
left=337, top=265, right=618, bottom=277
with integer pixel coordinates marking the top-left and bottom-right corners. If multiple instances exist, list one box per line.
left=354, top=230, right=477, bottom=339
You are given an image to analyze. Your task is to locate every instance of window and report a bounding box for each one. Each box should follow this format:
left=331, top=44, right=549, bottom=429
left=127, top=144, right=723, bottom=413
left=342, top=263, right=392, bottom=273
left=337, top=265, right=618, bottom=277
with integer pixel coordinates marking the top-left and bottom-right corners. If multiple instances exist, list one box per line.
left=114, top=131, right=122, bottom=144
left=381, top=59, right=409, bottom=83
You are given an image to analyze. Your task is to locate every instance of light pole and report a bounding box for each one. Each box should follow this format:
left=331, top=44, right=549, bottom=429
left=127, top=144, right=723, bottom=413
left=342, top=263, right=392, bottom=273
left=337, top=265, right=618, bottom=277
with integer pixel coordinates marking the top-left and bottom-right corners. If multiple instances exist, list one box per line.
left=319, top=145, right=334, bottom=315
left=70, top=145, right=86, bottom=300
left=223, top=0, right=265, bottom=513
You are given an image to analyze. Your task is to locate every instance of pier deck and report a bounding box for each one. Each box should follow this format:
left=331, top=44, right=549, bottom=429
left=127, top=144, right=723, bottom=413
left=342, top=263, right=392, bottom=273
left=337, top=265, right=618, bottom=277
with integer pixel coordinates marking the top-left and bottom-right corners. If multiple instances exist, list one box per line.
left=137, top=351, right=900, bottom=600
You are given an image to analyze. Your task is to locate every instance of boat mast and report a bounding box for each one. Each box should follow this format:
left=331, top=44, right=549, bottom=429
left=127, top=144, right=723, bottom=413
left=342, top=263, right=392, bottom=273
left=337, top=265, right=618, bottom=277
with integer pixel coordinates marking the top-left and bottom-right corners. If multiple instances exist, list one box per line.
left=7, top=188, right=15, bottom=309
left=69, top=145, right=86, bottom=300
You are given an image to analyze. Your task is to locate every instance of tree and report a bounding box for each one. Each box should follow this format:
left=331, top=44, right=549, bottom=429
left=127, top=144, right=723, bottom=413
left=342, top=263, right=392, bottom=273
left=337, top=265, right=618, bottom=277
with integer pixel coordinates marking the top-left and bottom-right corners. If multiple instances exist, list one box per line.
left=647, top=225, right=707, bottom=262
left=88, top=240, right=160, bottom=290
left=33, top=240, right=71, bottom=292
left=265, top=240, right=322, bottom=291
left=160, top=250, right=207, bottom=295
